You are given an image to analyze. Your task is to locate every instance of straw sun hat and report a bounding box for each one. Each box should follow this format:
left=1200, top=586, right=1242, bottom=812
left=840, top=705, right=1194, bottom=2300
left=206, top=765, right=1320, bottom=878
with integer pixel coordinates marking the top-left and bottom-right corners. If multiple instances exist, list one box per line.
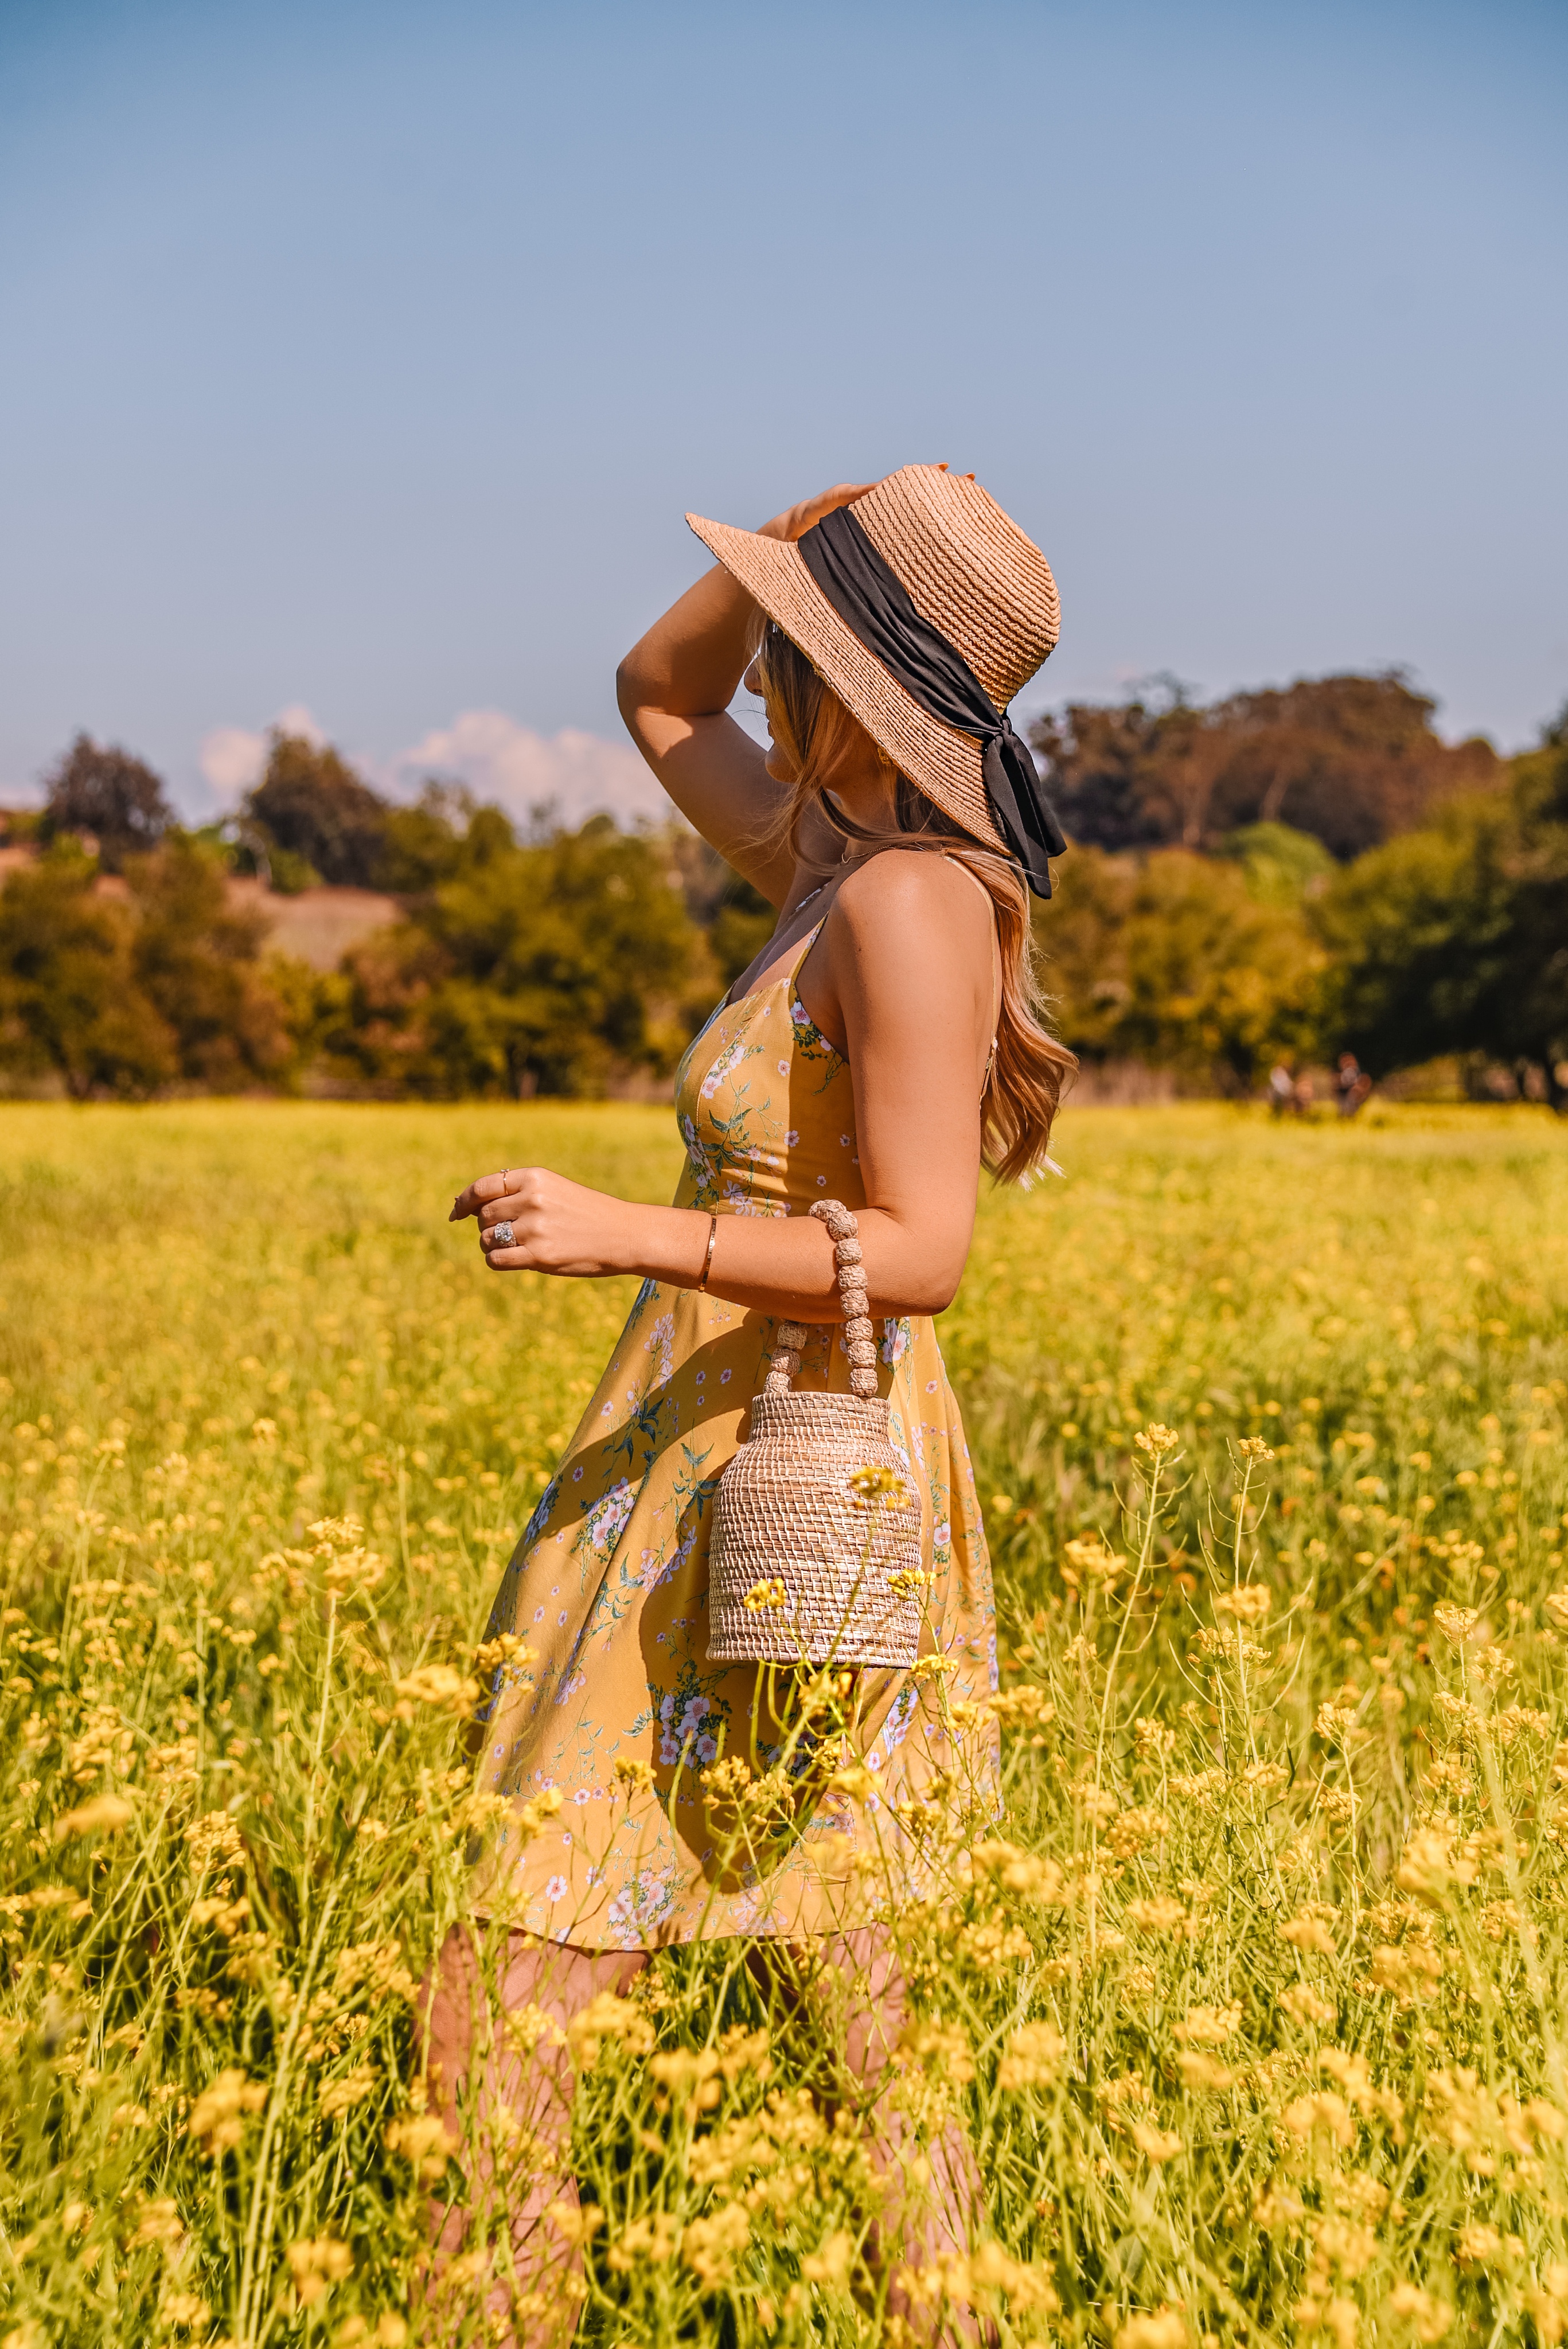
left=687, top=463, right=1064, bottom=888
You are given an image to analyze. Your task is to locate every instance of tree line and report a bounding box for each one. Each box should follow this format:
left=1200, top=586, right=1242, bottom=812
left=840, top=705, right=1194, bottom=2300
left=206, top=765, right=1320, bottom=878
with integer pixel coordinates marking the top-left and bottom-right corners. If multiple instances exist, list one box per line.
left=1, top=672, right=1563, bottom=1108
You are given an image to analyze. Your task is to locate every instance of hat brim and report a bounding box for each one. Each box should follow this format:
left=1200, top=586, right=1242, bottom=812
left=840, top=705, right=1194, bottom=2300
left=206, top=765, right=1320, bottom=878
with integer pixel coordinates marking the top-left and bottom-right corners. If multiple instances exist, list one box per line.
left=686, top=512, right=1009, bottom=859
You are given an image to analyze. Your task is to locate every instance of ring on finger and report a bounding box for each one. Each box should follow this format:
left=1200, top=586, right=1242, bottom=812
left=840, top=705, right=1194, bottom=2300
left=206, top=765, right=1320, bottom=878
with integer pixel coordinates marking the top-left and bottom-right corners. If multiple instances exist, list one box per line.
left=492, top=1220, right=516, bottom=1249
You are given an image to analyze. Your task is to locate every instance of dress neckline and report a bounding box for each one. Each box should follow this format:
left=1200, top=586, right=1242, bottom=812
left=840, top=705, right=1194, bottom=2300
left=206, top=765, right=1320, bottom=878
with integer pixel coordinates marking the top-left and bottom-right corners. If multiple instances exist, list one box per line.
left=719, top=883, right=835, bottom=1015
left=716, top=916, right=825, bottom=1016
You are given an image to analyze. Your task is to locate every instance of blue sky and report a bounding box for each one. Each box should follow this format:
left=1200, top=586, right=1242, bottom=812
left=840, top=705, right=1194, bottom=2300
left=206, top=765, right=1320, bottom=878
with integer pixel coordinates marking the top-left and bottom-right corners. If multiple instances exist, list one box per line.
left=1, top=0, right=1564, bottom=823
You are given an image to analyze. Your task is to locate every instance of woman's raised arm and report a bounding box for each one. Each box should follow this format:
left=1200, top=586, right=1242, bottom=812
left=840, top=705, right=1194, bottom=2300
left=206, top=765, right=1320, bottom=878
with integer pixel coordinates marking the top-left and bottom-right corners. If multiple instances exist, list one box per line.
left=614, top=483, right=874, bottom=908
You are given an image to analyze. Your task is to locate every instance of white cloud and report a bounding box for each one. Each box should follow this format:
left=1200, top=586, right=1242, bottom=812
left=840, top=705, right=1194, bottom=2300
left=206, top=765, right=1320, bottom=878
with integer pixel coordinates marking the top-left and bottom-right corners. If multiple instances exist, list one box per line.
left=198, top=727, right=266, bottom=801
left=195, top=704, right=672, bottom=830
left=390, top=711, right=672, bottom=829
left=198, top=703, right=325, bottom=805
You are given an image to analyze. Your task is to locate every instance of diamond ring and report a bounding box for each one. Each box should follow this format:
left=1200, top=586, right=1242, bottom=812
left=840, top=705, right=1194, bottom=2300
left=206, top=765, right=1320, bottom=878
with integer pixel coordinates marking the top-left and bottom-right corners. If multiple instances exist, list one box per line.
left=492, top=1220, right=515, bottom=1249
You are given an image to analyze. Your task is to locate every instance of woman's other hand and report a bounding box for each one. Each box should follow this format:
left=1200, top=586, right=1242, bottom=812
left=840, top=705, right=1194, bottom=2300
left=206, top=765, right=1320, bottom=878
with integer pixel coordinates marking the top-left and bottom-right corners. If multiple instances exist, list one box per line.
left=450, top=1166, right=634, bottom=1279
left=756, top=482, right=876, bottom=544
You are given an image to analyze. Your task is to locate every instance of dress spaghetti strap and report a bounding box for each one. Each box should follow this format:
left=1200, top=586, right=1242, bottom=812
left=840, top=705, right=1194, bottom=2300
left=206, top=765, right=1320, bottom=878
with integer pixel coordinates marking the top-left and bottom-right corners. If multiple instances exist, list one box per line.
left=789, top=916, right=826, bottom=988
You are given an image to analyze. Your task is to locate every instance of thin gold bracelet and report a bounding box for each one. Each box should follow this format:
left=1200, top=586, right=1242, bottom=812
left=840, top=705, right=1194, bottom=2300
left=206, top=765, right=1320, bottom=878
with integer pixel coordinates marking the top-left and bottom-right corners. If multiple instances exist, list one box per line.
left=696, top=1212, right=719, bottom=1293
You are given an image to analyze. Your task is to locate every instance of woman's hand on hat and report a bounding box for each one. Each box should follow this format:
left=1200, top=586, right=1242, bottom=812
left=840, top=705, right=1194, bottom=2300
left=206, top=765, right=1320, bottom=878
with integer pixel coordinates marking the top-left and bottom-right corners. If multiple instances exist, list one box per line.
left=759, top=482, right=877, bottom=545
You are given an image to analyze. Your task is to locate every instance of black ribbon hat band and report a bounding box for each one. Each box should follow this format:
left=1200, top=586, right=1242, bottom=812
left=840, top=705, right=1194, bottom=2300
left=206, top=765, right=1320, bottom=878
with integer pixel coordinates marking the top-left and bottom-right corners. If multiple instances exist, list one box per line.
left=795, top=504, right=1067, bottom=900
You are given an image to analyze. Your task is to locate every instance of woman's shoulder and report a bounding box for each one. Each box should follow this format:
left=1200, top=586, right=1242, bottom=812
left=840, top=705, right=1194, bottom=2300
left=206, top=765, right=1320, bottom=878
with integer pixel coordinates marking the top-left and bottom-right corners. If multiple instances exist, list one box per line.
left=831, top=845, right=993, bottom=941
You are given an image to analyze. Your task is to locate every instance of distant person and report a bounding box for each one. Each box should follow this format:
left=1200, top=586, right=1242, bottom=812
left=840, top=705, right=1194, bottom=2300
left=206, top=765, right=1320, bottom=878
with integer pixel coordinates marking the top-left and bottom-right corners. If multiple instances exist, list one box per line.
left=1337, top=1052, right=1371, bottom=1118
left=1267, top=1061, right=1294, bottom=1117
left=426, top=467, right=1075, bottom=2340
left=1293, top=1071, right=1316, bottom=1116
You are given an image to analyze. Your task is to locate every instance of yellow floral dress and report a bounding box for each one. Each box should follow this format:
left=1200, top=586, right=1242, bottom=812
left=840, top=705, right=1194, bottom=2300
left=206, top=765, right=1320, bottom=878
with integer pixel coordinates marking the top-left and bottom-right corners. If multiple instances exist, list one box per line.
left=472, top=924, right=999, bottom=1948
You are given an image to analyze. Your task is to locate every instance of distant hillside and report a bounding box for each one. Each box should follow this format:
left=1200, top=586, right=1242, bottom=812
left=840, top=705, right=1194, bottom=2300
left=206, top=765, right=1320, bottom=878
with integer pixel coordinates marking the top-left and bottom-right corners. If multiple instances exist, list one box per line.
left=225, top=878, right=398, bottom=970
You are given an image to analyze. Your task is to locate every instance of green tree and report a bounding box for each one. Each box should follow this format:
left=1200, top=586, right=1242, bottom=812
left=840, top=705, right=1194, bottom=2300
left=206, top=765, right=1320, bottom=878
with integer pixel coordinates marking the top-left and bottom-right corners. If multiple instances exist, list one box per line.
left=1495, top=721, right=1568, bottom=1102
left=662, top=825, right=775, bottom=988
left=1033, top=672, right=1499, bottom=860
left=327, top=811, right=700, bottom=1097
left=1315, top=716, right=1568, bottom=1104
left=38, top=735, right=175, bottom=872
left=242, top=732, right=389, bottom=889
left=0, top=836, right=297, bottom=1097
left=127, top=836, right=295, bottom=1088
left=0, top=847, right=176, bottom=1095
left=1040, top=844, right=1325, bottom=1089
left=1216, top=821, right=1335, bottom=907
left=376, top=784, right=516, bottom=896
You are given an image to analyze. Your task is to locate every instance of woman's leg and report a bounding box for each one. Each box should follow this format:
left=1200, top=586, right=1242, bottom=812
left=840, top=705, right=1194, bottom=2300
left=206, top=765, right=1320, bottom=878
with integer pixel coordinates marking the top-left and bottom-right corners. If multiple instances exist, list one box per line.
left=418, top=1923, right=648, bottom=2349
left=765, top=1927, right=986, bottom=2346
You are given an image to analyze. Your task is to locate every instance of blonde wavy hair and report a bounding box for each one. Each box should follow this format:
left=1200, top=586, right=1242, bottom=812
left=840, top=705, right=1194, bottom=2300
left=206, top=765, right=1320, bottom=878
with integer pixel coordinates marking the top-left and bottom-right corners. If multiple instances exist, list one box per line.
left=753, top=621, right=1076, bottom=1184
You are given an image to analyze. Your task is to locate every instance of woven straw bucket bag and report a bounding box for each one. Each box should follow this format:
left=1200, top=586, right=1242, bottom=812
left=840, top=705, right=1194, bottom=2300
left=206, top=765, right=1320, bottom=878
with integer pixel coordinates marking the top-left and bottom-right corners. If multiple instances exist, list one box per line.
left=707, top=1201, right=923, bottom=1669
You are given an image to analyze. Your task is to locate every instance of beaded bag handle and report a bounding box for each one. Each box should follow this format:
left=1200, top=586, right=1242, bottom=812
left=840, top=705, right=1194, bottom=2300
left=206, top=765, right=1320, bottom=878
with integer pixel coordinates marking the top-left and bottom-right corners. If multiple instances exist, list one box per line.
left=765, top=1200, right=879, bottom=1402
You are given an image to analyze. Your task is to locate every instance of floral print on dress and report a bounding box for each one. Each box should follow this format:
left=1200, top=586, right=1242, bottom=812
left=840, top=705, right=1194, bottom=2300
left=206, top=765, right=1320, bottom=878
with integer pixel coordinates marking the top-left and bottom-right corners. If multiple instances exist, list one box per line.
left=881, top=1317, right=912, bottom=1364
left=584, top=1479, right=636, bottom=1555
left=469, top=917, right=999, bottom=1946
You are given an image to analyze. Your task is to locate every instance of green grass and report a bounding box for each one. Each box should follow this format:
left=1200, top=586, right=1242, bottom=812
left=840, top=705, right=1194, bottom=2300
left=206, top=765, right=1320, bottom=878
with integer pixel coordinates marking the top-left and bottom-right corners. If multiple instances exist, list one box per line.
left=2, top=1101, right=1566, bottom=2349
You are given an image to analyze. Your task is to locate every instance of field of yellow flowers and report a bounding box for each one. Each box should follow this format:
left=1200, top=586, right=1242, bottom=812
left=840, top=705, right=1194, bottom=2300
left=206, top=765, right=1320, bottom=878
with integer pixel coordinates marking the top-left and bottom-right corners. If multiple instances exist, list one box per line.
left=2, top=1100, right=1566, bottom=2349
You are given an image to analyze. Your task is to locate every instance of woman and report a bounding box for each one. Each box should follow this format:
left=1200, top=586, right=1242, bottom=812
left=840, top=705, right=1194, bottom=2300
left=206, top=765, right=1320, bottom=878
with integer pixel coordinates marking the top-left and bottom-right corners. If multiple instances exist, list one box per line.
left=427, top=466, right=1075, bottom=2338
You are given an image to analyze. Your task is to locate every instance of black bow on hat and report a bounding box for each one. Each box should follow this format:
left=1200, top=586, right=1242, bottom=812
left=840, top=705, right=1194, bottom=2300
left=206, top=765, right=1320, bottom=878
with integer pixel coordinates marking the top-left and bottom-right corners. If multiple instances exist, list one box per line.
left=796, top=504, right=1067, bottom=898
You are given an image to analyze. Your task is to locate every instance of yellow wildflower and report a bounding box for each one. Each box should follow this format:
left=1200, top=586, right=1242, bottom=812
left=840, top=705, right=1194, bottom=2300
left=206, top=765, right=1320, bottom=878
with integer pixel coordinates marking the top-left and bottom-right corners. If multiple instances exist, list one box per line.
left=501, top=2004, right=567, bottom=2060
left=1129, top=2120, right=1183, bottom=2163
left=318, top=2068, right=378, bottom=2121
left=1214, top=1583, right=1271, bottom=1622
left=131, top=2199, right=184, bottom=2247
left=968, top=1840, right=1066, bottom=1902
left=52, top=1794, right=134, bottom=1840
left=187, top=2069, right=266, bottom=2156
left=1063, top=1535, right=1127, bottom=1583
left=1280, top=1907, right=1337, bottom=1955
left=888, top=1566, right=938, bottom=1598
left=896, top=2018, right=976, bottom=2086
left=544, top=2200, right=604, bottom=2248
left=1175, top=2003, right=1241, bottom=2045
left=1177, top=2053, right=1235, bottom=2091
left=1116, top=2313, right=1188, bottom=2349
left=1281, top=2090, right=1355, bottom=2148
left=565, top=1991, right=655, bottom=2069
left=514, top=1786, right=567, bottom=1840
left=1126, top=1895, right=1187, bottom=1933
left=393, top=1664, right=480, bottom=1714
left=1396, top=1828, right=1476, bottom=1905
left=1386, top=2285, right=1450, bottom=2342
left=286, top=2237, right=352, bottom=2307
left=605, top=2212, right=680, bottom=2271
left=681, top=2203, right=750, bottom=2286
left=1134, top=1424, right=1180, bottom=1457
left=385, top=2114, right=458, bottom=2182
left=985, top=1683, right=1056, bottom=1730
left=1106, top=1805, right=1169, bottom=1859
left=799, top=2231, right=855, bottom=2289
left=848, top=1464, right=912, bottom=1505
left=996, top=2022, right=1064, bottom=2091
left=159, top=2292, right=210, bottom=2331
